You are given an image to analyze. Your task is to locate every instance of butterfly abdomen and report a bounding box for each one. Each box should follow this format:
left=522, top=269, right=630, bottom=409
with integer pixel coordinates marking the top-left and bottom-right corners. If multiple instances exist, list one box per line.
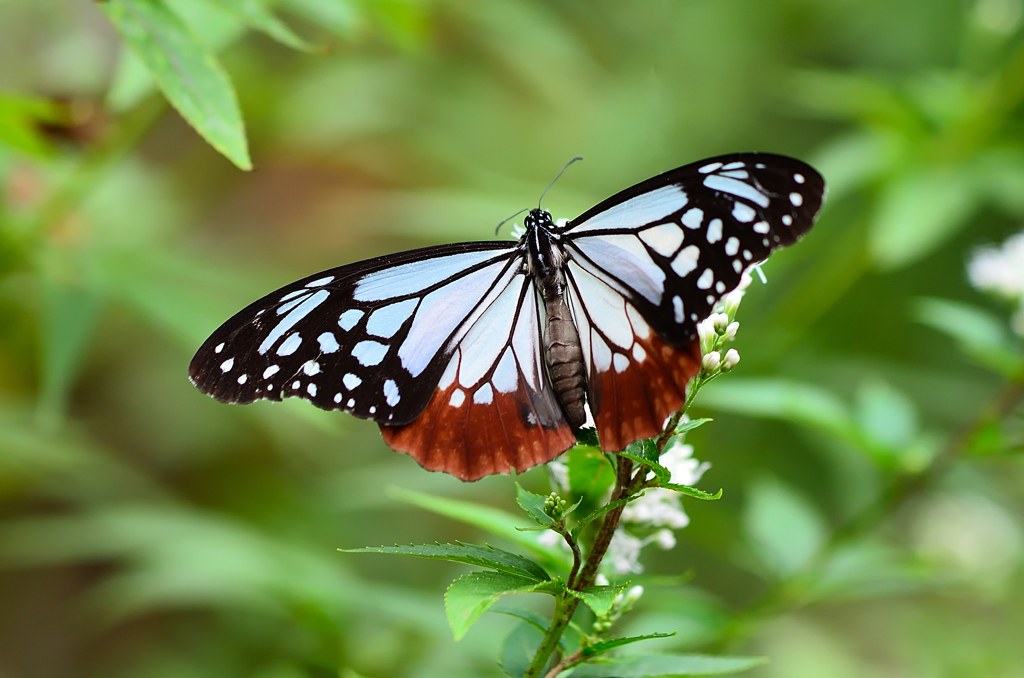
left=542, top=292, right=588, bottom=429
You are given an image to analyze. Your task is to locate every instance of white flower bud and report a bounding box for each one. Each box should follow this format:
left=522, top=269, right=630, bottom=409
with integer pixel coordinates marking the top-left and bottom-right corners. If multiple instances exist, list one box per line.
left=722, top=348, right=740, bottom=371
left=697, top=317, right=717, bottom=355
left=737, top=271, right=753, bottom=290
left=622, top=585, right=645, bottom=609
left=595, top=574, right=610, bottom=587
left=701, top=351, right=721, bottom=373
left=712, top=312, right=730, bottom=332
left=654, top=529, right=677, bottom=550
left=722, top=321, right=739, bottom=343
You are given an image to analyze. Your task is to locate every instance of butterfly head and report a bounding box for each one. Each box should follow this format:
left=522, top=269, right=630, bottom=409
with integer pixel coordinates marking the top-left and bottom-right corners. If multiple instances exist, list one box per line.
left=524, top=208, right=555, bottom=232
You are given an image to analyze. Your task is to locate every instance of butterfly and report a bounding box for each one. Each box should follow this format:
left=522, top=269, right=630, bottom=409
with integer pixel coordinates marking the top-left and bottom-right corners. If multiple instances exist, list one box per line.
left=189, top=153, right=825, bottom=481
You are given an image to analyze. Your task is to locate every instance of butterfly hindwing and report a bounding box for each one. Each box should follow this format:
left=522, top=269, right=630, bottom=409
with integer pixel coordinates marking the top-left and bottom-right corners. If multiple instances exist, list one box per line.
left=382, top=277, right=576, bottom=480
left=188, top=242, right=519, bottom=426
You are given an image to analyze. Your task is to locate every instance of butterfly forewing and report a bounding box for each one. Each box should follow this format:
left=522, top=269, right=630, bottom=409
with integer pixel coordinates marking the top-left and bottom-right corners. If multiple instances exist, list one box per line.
left=188, top=242, right=519, bottom=426
left=563, top=153, right=824, bottom=347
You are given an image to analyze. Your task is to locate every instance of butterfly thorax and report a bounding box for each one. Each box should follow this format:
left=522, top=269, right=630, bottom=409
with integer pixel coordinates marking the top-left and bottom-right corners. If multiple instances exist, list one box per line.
left=524, top=209, right=588, bottom=429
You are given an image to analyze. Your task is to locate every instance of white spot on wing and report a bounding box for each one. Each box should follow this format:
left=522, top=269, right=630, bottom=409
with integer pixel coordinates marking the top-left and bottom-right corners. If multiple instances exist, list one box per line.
left=343, top=373, right=361, bottom=389
left=707, top=218, right=723, bottom=244
left=632, top=344, right=646, bottom=362
left=782, top=214, right=793, bottom=226
left=338, top=309, right=364, bottom=331
left=722, top=161, right=745, bottom=170
left=449, top=389, right=466, bottom=407
left=237, top=374, right=247, bottom=384
left=220, top=358, right=234, bottom=372
left=716, top=281, right=726, bottom=293
left=753, top=221, right=770, bottom=234
left=671, top=245, right=700, bottom=277
left=334, top=393, right=342, bottom=403
left=592, top=331, right=612, bottom=372
left=732, top=202, right=756, bottom=223
left=698, top=162, right=723, bottom=174
left=794, top=173, right=805, bottom=184
left=697, top=268, right=714, bottom=289
left=259, top=289, right=329, bottom=354
left=790, top=192, right=803, bottom=206
left=302, top=360, right=320, bottom=376
left=276, top=333, right=302, bottom=356
left=263, top=365, right=280, bottom=378
left=317, top=332, right=340, bottom=353
left=366, top=298, right=418, bottom=339
left=352, top=340, right=388, bottom=366
left=725, top=237, right=740, bottom=256
left=473, top=384, right=493, bottom=404
left=438, top=351, right=459, bottom=390
left=639, top=223, right=684, bottom=256
left=384, top=379, right=400, bottom=406
left=613, top=353, right=629, bottom=373
left=277, top=292, right=312, bottom=315
left=279, top=289, right=306, bottom=303
left=215, top=343, right=224, bottom=353
left=681, top=207, right=703, bottom=229
left=492, top=349, right=518, bottom=394
left=672, top=295, right=684, bottom=323
left=307, top=383, right=317, bottom=396
left=306, top=276, right=334, bottom=287
left=703, top=174, right=770, bottom=208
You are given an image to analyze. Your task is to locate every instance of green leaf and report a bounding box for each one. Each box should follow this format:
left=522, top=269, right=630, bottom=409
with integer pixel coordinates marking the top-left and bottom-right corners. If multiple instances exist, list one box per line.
left=387, top=488, right=571, bottom=567
left=493, top=606, right=582, bottom=652
left=620, top=450, right=670, bottom=484
left=583, top=632, right=676, bottom=658
left=444, top=571, right=549, bottom=641
left=914, top=297, right=1023, bottom=376
left=203, top=0, right=324, bottom=52
left=516, top=483, right=555, bottom=527
left=658, top=484, right=722, bottom=501
left=100, top=0, right=252, bottom=170
left=569, top=584, right=626, bottom=616
left=569, top=654, right=765, bottom=677
left=626, top=438, right=660, bottom=465
left=340, top=542, right=550, bottom=582
left=571, top=496, right=633, bottom=538
left=743, top=477, right=827, bottom=577
left=870, top=165, right=977, bottom=270
left=500, top=621, right=546, bottom=678
left=0, top=93, right=66, bottom=156
left=568, top=445, right=616, bottom=500
left=673, top=418, right=712, bottom=436
left=695, top=378, right=860, bottom=446
left=854, top=379, right=920, bottom=460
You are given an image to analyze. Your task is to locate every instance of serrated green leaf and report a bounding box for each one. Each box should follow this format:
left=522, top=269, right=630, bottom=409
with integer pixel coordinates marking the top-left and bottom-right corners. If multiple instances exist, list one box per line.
left=658, top=484, right=722, bottom=501
left=572, top=496, right=633, bottom=538
left=516, top=483, right=555, bottom=527
left=203, top=0, right=324, bottom=52
left=100, top=0, right=251, bottom=170
left=444, top=571, right=548, bottom=641
left=387, top=487, right=571, bottom=568
left=569, top=653, right=765, bottom=677
left=583, top=632, right=676, bottom=658
left=569, top=584, right=626, bottom=616
left=673, top=418, right=712, bottom=436
left=620, top=451, right=670, bottom=484
left=340, top=542, right=549, bottom=582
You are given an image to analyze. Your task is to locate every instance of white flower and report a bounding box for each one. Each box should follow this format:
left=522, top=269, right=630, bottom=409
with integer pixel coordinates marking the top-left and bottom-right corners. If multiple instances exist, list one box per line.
left=605, top=530, right=645, bottom=574
left=711, top=312, right=730, bottom=332
left=968, top=231, right=1024, bottom=335
left=653, top=529, right=676, bottom=550
left=722, top=321, right=739, bottom=343
left=548, top=459, right=569, bottom=495
left=622, top=489, right=690, bottom=529
left=660, top=439, right=711, bottom=486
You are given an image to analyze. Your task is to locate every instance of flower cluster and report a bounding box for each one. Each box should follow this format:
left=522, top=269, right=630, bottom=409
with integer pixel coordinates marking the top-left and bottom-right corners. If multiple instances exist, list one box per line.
left=968, top=231, right=1024, bottom=335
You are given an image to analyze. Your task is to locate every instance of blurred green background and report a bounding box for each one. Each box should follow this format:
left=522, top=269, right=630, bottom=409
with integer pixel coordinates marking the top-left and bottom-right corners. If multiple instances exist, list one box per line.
left=2, top=0, right=1024, bottom=676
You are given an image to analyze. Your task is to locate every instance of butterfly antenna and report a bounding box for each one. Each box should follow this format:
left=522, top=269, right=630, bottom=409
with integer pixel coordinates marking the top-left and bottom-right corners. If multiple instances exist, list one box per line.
left=495, top=208, right=529, bottom=236
left=538, top=156, right=584, bottom=210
